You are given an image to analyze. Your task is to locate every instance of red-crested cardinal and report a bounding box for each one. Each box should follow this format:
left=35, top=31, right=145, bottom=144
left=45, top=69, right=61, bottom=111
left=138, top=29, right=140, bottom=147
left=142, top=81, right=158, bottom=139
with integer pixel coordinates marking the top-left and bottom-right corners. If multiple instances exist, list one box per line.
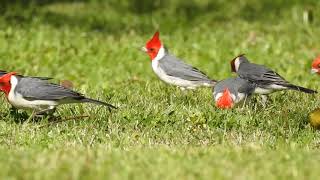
left=0, top=72, right=117, bottom=116
left=230, top=54, right=317, bottom=103
left=141, top=31, right=216, bottom=90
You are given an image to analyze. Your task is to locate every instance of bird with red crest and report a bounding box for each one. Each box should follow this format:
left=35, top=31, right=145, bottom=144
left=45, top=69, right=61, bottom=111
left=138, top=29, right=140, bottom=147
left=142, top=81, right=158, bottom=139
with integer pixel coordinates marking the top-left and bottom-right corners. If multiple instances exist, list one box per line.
left=311, top=55, right=320, bottom=75
left=141, top=31, right=216, bottom=90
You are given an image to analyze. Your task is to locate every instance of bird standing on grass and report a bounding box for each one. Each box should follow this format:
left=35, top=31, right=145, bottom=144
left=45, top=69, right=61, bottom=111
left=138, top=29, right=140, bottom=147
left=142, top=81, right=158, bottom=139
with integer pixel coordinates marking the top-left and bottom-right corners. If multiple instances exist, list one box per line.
left=213, top=77, right=256, bottom=109
left=0, top=72, right=117, bottom=117
left=230, top=54, right=317, bottom=103
left=141, top=31, right=216, bottom=90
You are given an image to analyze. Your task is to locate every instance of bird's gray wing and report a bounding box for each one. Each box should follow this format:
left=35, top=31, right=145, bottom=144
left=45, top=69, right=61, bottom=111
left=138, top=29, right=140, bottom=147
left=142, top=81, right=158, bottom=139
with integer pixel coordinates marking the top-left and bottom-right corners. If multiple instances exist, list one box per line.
left=239, top=63, right=288, bottom=85
left=261, top=71, right=288, bottom=84
left=15, top=77, right=84, bottom=101
left=159, top=54, right=212, bottom=82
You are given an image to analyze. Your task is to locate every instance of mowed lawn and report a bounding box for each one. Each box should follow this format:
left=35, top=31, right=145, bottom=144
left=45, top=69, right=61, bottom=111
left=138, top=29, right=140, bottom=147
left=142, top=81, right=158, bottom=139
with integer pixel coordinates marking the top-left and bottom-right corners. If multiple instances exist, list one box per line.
left=0, top=0, right=320, bottom=179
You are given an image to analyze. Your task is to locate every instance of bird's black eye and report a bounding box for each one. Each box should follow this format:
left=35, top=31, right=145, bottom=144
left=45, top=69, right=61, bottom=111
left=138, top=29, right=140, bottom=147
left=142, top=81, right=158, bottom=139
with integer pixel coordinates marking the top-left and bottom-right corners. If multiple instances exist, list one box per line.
left=149, top=48, right=155, bottom=52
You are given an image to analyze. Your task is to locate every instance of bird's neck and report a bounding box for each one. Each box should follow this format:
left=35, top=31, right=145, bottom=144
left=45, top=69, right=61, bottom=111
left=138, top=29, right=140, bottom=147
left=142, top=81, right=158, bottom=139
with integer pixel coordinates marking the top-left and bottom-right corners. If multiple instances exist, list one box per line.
left=152, top=46, right=166, bottom=62
left=3, top=76, right=18, bottom=97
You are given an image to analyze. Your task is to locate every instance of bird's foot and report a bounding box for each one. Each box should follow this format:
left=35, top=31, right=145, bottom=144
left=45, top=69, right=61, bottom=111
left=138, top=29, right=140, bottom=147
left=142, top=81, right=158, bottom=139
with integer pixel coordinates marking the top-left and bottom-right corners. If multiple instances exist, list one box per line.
left=260, top=95, right=268, bottom=108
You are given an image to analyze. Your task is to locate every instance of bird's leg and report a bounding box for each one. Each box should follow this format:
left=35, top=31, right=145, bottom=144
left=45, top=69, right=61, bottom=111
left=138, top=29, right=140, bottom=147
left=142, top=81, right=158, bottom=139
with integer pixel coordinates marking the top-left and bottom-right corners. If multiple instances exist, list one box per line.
left=34, top=109, right=50, bottom=117
left=261, top=95, right=268, bottom=107
left=46, top=107, right=58, bottom=121
left=35, top=107, right=56, bottom=117
left=9, top=106, right=19, bottom=116
left=46, top=107, right=56, bottom=117
left=25, top=110, right=36, bottom=123
left=241, top=96, right=249, bottom=109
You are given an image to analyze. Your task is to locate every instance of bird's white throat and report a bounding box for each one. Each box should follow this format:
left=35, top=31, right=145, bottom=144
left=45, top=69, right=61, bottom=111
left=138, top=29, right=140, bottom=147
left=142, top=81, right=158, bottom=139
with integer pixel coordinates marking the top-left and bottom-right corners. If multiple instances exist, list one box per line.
left=234, top=57, right=241, bottom=72
left=9, top=75, right=18, bottom=94
left=153, top=46, right=165, bottom=61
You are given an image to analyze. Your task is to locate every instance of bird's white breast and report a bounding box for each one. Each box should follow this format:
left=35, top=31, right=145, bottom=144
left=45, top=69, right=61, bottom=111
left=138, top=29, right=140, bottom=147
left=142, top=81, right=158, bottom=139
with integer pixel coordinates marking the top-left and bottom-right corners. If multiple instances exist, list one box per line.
left=8, top=76, right=58, bottom=111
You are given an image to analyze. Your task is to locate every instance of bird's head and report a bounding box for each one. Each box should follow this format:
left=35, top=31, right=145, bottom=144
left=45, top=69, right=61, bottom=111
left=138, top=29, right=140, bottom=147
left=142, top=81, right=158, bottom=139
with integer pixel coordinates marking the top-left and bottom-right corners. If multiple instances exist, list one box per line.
left=215, top=88, right=235, bottom=109
left=311, top=55, right=320, bottom=75
left=230, top=54, right=248, bottom=72
left=141, top=31, right=163, bottom=60
left=0, top=72, right=17, bottom=96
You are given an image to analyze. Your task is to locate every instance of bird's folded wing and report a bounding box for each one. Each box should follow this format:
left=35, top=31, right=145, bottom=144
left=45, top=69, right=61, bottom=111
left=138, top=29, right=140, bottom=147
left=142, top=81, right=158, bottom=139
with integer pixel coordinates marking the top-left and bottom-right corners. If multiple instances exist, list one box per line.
left=15, top=77, right=83, bottom=101
left=159, top=55, right=211, bottom=82
left=239, top=63, right=289, bottom=85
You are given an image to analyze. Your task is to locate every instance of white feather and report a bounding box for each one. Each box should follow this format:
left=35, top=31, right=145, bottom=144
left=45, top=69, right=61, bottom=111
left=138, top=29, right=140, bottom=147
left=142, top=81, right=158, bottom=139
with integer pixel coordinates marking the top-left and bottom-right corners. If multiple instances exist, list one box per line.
left=234, top=57, right=241, bottom=72
left=254, top=85, right=287, bottom=94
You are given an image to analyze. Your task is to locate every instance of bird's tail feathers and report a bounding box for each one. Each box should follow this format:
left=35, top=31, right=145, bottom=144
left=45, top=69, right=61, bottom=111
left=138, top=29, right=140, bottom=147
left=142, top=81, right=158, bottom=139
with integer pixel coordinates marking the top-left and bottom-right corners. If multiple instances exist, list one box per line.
left=82, top=98, right=118, bottom=109
left=285, top=84, right=317, bottom=94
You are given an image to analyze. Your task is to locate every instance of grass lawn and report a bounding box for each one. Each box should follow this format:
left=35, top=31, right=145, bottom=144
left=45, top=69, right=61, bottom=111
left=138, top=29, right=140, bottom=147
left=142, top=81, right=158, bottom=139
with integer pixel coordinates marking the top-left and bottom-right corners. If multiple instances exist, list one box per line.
left=1, top=0, right=320, bottom=179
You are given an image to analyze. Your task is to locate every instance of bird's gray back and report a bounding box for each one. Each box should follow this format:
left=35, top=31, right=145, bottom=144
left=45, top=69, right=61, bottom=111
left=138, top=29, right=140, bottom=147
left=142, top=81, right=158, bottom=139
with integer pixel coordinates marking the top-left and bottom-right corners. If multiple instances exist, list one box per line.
left=15, top=77, right=84, bottom=101
left=238, top=62, right=288, bottom=85
left=159, top=54, right=212, bottom=83
left=214, top=77, right=256, bottom=95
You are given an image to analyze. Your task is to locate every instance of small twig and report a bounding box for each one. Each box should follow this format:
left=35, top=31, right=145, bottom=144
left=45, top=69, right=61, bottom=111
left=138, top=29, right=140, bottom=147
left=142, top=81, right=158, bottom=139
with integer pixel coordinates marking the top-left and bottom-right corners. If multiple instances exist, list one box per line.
left=38, top=115, right=90, bottom=128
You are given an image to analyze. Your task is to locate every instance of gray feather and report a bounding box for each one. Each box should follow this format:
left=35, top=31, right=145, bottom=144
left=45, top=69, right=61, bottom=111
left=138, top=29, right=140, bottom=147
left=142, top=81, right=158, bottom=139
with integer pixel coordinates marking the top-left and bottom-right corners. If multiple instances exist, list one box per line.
left=15, top=77, right=83, bottom=101
left=238, top=62, right=288, bottom=85
left=15, top=77, right=117, bottom=108
left=159, top=53, right=215, bottom=84
left=214, top=77, right=256, bottom=96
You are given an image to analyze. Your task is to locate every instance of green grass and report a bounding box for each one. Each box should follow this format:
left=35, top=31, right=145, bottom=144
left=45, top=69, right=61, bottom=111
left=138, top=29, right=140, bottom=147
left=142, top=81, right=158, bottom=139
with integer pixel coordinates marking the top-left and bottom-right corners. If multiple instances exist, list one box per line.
left=1, top=0, right=320, bottom=179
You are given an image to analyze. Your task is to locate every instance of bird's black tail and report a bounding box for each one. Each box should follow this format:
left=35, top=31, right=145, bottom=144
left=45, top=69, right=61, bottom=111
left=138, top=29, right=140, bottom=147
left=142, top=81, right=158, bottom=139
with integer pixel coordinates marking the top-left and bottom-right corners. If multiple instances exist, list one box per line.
left=82, top=98, right=118, bottom=109
left=285, top=84, right=317, bottom=94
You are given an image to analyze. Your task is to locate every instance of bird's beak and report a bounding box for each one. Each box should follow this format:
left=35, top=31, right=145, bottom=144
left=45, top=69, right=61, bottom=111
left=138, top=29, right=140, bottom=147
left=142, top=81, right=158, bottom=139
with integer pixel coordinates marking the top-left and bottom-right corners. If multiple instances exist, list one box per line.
left=140, top=46, right=148, bottom=52
left=311, top=68, right=318, bottom=74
